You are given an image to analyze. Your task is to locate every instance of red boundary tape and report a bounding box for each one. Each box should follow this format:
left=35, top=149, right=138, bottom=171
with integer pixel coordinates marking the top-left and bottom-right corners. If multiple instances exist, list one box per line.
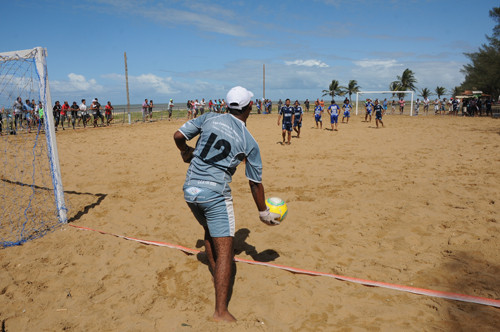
left=69, top=224, right=500, bottom=309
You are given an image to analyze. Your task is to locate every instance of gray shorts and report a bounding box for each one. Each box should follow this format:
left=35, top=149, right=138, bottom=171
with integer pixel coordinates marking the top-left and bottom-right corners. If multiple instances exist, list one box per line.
left=184, top=186, right=235, bottom=237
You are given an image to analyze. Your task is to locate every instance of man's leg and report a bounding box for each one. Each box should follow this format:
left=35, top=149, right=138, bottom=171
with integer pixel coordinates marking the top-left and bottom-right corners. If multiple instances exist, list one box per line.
left=211, top=236, right=236, bottom=322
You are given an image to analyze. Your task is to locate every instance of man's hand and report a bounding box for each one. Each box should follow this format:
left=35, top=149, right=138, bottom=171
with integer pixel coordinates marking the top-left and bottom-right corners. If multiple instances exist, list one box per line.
left=181, top=146, right=195, bottom=163
left=259, top=208, right=281, bottom=226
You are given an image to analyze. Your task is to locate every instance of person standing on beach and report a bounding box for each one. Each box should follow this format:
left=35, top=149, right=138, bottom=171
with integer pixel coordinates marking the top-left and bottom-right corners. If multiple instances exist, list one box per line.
left=423, top=97, right=430, bottom=115
left=314, top=100, right=323, bottom=129
left=373, top=99, right=384, bottom=128
left=70, top=101, right=79, bottom=129
left=415, top=98, right=421, bottom=116
left=173, top=86, right=280, bottom=322
left=52, top=101, right=61, bottom=132
left=79, top=99, right=88, bottom=128
left=293, top=100, right=303, bottom=138
left=327, top=99, right=340, bottom=131
left=399, top=98, right=405, bottom=115
left=364, top=98, right=373, bottom=122
left=342, top=98, right=352, bottom=123
left=168, top=99, right=174, bottom=120
left=305, top=99, right=310, bottom=112
left=142, top=99, right=148, bottom=122
left=278, top=98, right=295, bottom=144
left=148, top=100, right=154, bottom=121
left=105, top=101, right=114, bottom=126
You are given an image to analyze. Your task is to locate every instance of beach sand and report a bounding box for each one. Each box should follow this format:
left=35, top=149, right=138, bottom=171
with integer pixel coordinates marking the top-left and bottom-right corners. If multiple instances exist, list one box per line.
left=1, top=113, right=499, bottom=331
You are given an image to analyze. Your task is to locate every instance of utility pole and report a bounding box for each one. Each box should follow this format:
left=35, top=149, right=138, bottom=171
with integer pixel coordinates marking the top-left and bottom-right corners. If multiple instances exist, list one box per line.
left=124, top=52, right=131, bottom=124
left=263, top=64, right=266, bottom=101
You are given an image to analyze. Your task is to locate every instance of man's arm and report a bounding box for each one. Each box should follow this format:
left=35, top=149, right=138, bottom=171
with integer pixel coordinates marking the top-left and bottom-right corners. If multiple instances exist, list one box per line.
left=249, top=180, right=267, bottom=212
left=173, top=130, right=194, bottom=163
left=277, top=109, right=281, bottom=125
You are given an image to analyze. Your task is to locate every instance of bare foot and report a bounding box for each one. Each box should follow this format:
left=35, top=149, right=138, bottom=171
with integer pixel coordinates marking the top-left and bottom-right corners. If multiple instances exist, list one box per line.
left=213, top=311, right=237, bottom=322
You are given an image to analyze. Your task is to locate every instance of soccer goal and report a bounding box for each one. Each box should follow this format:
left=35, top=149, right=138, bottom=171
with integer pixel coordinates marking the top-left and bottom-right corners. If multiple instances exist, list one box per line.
left=355, top=90, right=414, bottom=116
left=0, top=47, right=67, bottom=247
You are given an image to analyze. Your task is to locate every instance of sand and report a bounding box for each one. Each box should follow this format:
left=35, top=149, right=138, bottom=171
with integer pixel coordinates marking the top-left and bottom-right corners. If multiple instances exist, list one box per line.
left=1, top=113, right=499, bottom=331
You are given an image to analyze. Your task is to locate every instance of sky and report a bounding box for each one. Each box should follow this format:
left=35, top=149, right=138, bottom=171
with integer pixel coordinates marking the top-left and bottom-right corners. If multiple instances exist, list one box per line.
left=1, top=0, right=497, bottom=104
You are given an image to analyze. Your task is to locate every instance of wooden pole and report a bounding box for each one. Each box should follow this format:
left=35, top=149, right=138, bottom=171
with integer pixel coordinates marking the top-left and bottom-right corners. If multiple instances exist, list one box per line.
left=124, top=52, right=131, bottom=124
left=263, top=64, right=265, bottom=101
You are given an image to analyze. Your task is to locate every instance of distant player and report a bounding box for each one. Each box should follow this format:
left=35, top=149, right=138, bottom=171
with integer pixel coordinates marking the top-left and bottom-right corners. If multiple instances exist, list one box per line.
left=365, top=98, right=374, bottom=122
left=327, top=99, right=340, bottom=131
left=292, top=100, right=303, bottom=138
left=173, top=86, right=279, bottom=322
left=383, top=98, right=388, bottom=113
left=314, top=100, right=323, bottom=129
left=342, top=98, right=352, bottom=123
left=278, top=98, right=295, bottom=145
left=373, top=99, right=384, bottom=128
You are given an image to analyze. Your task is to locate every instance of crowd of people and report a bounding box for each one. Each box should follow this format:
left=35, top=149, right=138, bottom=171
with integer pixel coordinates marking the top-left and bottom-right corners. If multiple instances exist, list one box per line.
left=1, top=94, right=495, bottom=137
left=0, top=97, right=115, bottom=135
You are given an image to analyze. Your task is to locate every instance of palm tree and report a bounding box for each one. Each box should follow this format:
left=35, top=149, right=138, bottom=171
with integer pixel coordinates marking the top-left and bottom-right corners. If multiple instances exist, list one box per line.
left=344, top=80, right=360, bottom=102
left=419, top=88, right=432, bottom=99
left=451, top=86, right=461, bottom=98
left=322, top=80, right=345, bottom=99
left=435, top=86, right=446, bottom=100
left=398, top=68, right=417, bottom=91
left=389, top=81, right=401, bottom=98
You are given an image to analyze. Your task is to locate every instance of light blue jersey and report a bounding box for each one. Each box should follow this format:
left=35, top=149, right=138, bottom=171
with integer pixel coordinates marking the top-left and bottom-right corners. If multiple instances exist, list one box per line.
left=179, top=112, right=262, bottom=198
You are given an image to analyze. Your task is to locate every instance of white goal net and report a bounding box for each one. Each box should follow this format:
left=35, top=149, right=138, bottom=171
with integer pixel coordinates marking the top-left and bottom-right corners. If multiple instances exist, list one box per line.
left=0, top=47, right=67, bottom=247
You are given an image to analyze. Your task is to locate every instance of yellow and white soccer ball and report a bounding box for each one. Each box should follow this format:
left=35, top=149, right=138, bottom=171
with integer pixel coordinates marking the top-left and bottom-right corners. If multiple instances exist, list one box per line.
left=265, top=197, right=288, bottom=222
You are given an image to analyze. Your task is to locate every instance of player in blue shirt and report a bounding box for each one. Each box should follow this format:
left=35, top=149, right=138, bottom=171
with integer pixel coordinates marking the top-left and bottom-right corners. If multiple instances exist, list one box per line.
left=314, top=100, right=323, bottom=129
left=278, top=98, right=295, bottom=145
left=174, top=86, right=280, bottom=322
left=373, top=99, right=385, bottom=128
left=327, top=99, right=340, bottom=131
left=342, top=98, right=352, bottom=124
left=365, top=98, right=374, bottom=122
left=292, top=100, right=303, bottom=138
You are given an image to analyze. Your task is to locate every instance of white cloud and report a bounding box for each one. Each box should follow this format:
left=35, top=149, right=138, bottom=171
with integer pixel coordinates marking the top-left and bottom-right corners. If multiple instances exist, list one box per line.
left=285, top=59, right=329, bottom=68
left=103, top=73, right=179, bottom=95
left=51, top=73, right=103, bottom=93
left=353, top=59, right=401, bottom=69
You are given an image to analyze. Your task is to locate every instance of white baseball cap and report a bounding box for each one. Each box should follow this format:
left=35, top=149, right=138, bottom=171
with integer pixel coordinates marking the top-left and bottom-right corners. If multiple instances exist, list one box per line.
left=226, top=86, right=254, bottom=110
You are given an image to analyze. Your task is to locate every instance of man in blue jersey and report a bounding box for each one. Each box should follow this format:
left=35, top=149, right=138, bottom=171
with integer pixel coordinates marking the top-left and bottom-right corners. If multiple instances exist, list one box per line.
left=327, top=99, right=340, bottom=131
left=365, top=98, right=374, bottom=122
left=292, top=100, right=303, bottom=138
left=314, top=100, right=323, bottom=129
left=342, top=98, right=352, bottom=124
left=373, top=99, right=385, bottom=128
left=173, top=86, right=280, bottom=323
left=277, top=98, right=295, bottom=145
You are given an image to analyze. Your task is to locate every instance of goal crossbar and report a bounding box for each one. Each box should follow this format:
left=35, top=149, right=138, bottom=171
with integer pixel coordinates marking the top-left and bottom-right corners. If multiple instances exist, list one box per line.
left=355, top=90, right=414, bottom=116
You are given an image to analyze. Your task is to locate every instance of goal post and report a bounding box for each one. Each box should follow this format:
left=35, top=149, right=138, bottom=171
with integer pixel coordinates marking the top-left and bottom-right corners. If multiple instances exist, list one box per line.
left=355, top=90, right=414, bottom=116
left=0, top=47, right=67, bottom=247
